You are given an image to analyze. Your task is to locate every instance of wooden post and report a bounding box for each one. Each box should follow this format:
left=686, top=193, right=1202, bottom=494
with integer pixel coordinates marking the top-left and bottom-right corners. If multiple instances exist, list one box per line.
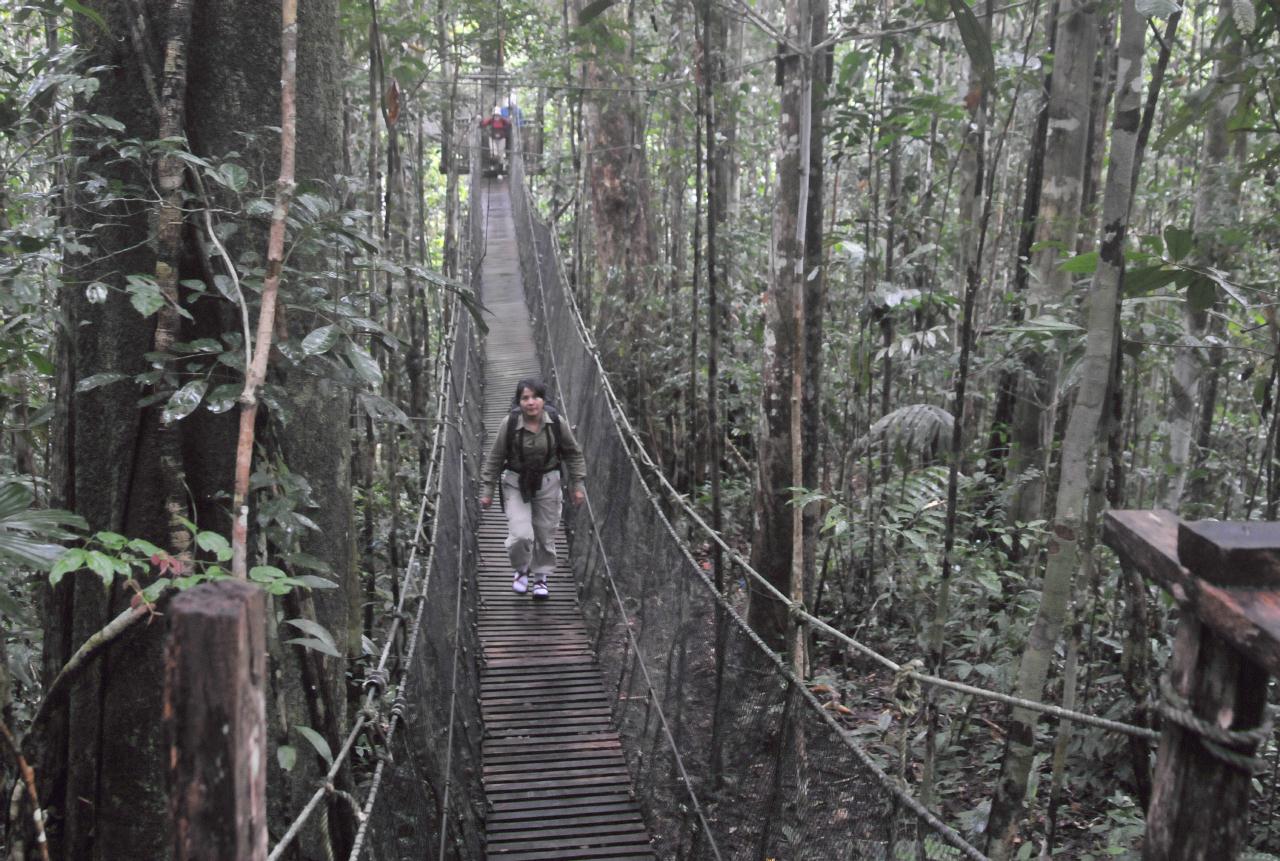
left=165, top=580, right=267, bottom=861
left=1104, top=511, right=1280, bottom=861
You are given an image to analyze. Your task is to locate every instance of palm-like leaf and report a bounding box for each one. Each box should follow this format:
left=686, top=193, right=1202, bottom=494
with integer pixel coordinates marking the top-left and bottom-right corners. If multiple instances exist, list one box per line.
left=860, top=403, right=955, bottom=458
left=0, top=483, right=86, bottom=570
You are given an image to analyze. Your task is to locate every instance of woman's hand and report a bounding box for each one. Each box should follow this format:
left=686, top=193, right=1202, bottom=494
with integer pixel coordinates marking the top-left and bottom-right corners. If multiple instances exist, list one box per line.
left=572, top=489, right=586, bottom=507
left=480, top=496, right=492, bottom=509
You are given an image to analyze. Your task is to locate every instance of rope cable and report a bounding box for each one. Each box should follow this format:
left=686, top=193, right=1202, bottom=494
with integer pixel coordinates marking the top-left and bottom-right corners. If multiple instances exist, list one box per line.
left=527, top=196, right=1160, bottom=740
left=513, top=154, right=991, bottom=859
left=437, top=452, right=468, bottom=860
left=272, top=241, right=470, bottom=861
left=345, top=125, right=487, bottom=861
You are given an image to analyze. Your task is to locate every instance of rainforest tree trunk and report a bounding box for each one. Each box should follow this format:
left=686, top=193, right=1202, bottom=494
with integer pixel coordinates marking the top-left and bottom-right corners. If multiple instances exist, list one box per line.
left=40, top=2, right=345, bottom=857
left=986, top=1, right=1143, bottom=854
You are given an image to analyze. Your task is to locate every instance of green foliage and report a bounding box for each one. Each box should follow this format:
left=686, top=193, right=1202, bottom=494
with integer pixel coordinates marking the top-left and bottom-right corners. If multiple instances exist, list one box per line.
left=0, top=482, right=84, bottom=571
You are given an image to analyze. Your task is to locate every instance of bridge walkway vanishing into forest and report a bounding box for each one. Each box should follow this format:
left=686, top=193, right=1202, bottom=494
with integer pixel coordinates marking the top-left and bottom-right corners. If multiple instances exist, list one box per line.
left=473, top=179, right=655, bottom=859
left=277, top=135, right=1002, bottom=859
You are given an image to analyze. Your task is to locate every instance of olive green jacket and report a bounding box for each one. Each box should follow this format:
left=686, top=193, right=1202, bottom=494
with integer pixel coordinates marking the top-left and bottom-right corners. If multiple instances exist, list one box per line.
left=480, top=411, right=587, bottom=498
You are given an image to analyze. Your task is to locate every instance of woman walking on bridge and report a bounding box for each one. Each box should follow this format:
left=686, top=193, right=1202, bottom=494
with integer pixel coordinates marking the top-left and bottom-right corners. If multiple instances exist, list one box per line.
left=479, top=378, right=587, bottom=599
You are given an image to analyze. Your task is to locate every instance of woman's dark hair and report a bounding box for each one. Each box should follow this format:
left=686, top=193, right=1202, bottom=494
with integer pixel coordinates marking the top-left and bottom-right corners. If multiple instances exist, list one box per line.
left=511, top=377, right=547, bottom=406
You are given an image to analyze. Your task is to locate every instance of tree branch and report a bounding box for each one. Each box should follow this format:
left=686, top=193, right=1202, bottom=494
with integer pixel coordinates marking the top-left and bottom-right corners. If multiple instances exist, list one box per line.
left=28, top=605, right=151, bottom=736
left=231, top=0, right=300, bottom=579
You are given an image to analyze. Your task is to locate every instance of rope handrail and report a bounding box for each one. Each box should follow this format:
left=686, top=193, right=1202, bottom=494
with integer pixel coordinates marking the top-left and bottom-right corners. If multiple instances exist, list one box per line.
left=510, top=153, right=991, bottom=861
left=269, top=267, right=471, bottom=860
left=521, top=180, right=1160, bottom=743
left=345, top=309, right=475, bottom=861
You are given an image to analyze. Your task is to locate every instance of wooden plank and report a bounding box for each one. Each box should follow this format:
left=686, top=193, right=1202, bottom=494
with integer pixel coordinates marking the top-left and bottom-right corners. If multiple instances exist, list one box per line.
left=489, top=845, right=654, bottom=860
left=489, top=802, right=640, bottom=822
left=489, top=810, right=645, bottom=831
left=488, top=827, right=652, bottom=852
left=1104, top=510, right=1280, bottom=676
left=1178, top=520, right=1280, bottom=588
left=485, top=750, right=625, bottom=769
left=476, top=181, right=652, bottom=860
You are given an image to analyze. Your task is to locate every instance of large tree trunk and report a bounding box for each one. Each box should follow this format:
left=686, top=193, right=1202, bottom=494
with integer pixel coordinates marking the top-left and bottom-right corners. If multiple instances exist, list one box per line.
left=40, top=2, right=344, bottom=857
left=1164, top=4, right=1242, bottom=510
left=747, top=0, right=827, bottom=653
left=575, top=0, right=658, bottom=344
left=1006, top=0, right=1099, bottom=523
left=985, top=1, right=1144, bottom=855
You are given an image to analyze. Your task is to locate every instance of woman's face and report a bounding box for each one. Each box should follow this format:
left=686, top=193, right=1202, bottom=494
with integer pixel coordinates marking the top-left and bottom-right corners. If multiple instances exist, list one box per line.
left=519, top=387, right=544, bottom=420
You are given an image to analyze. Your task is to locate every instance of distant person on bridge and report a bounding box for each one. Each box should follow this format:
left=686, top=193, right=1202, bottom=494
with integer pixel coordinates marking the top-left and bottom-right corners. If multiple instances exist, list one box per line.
left=480, top=106, right=509, bottom=174
left=479, top=378, right=587, bottom=599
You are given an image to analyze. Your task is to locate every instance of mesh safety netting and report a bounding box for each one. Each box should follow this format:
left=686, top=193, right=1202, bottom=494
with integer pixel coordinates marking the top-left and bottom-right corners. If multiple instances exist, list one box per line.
left=506, top=137, right=988, bottom=860
left=354, top=144, right=487, bottom=861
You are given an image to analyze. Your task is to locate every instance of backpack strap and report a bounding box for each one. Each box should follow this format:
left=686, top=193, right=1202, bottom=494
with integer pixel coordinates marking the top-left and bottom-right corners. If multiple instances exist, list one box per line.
left=504, top=405, right=564, bottom=472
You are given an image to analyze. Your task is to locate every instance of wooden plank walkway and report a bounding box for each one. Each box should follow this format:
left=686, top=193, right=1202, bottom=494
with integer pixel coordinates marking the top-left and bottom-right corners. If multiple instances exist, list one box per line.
left=476, top=179, right=655, bottom=860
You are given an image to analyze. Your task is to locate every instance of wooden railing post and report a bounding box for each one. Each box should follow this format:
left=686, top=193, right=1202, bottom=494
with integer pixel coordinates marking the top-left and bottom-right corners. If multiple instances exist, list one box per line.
left=1104, top=511, right=1280, bottom=861
left=165, top=580, right=267, bottom=860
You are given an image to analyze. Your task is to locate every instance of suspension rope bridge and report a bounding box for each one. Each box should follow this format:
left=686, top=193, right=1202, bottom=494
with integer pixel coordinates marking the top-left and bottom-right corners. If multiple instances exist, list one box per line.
left=255, top=127, right=1221, bottom=860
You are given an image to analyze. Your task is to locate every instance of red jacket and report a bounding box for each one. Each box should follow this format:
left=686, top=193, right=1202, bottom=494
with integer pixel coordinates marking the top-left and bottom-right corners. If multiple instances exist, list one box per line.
left=481, top=115, right=509, bottom=137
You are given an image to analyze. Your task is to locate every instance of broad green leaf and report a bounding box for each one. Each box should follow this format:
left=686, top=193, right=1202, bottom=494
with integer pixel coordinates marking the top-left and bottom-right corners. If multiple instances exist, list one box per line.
left=1164, top=226, right=1193, bottom=262
left=180, top=338, right=223, bottom=353
left=285, top=552, right=332, bottom=573
left=26, top=351, right=54, bottom=375
left=161, top=380, right=207, bottom=424
left=95, top=531, right=127, bottom=550
left=212, top=163, right=249, bottom=193
left=212, top=274, right=239, bottom=302
left=127, top=538, right=165, bottom=557
left=205, top=383, right=241, bottom=414
left=249, top=565, right=287, bottom=582
left=283, top=618, right=339, bottom=656
left=277, top=745, right=297, bottom=772
left=86, top=114, right=125, bottom=132
left=1058, top=251, right=1099, bottom=274
left=85, top=550, right=116, bottom=585
left=141, top=581, right=169, bottom=603
left=49, top=548, right=86, bottom=585
left=294, top=726, right=333, bottom=767
left=75, top=372, right=130, bottom=393
left=1186, top=276, right=1217, bottom=312
left=1135, top=0, right=1180, bottom=17
left=284, top=636, right=342, bottom=658
left=291, top=574, right=339, bottom=590
left=357, top=393, right=411, bottom=427
left=1123, top=265, right=1180, bottom=297
left=344, top=341, right=383, bottom=388
left=301, top=325, right=339, bottom=356
left=197, top=531, right=233, bottom=562
left=126, top=276, right=165, bottom=317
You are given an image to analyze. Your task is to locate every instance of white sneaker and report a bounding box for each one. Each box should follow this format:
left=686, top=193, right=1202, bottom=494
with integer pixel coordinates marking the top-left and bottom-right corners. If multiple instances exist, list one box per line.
left=531, top=581, right=549, bottom=600
left=512, top=571, right=528, bottom=594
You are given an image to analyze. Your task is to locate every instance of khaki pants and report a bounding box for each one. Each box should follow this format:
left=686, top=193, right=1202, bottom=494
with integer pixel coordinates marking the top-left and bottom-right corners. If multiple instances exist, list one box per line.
left=501, top=469, right=561, bottom=579
left=488, top=133, right=507, bottom=169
